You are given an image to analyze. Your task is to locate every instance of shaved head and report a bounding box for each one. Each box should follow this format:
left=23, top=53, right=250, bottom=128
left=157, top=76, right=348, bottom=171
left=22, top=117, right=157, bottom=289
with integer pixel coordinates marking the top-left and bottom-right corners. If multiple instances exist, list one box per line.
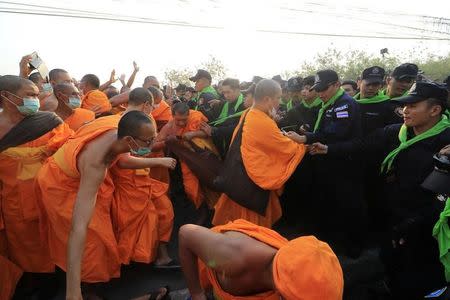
left=254, top=79, right=282, bottom=102
left=147, top=86, right=163, bottom=104
left=49, top=69, right=69, bottom=81
left=0, top=75, right=34, bottom=94
left=53, top=83, right=77, bottom=96
left=129, top=87, right=153, bottom=106
left=28, top=72, right=43, bottom=85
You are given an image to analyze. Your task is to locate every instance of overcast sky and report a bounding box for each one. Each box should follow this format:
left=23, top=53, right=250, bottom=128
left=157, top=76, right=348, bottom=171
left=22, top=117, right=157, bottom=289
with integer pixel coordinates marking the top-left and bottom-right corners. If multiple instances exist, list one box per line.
left=1, top=0, right=449, bottom=86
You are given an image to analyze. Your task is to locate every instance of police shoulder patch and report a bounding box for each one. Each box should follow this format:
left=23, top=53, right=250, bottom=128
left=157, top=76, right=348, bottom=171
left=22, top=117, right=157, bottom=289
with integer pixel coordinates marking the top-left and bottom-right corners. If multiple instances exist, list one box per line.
left=336, top=111, right=349, bottom=119
left=334, top=104, right=348, bottom=112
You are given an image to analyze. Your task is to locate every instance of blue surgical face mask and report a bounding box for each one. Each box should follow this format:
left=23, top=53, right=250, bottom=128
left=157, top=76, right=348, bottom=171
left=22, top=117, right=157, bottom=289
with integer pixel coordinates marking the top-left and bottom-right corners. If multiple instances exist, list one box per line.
left=18, top=97, right=40, bottom=115
left=42, top=83, right=53, bottom=93
left=68, top=96, right=81, bottom=109
left=130, top=147, right=152, bottom=157
left=129, top=137, right=152, bottom=157
left=1, top=93, right=40, bottom=116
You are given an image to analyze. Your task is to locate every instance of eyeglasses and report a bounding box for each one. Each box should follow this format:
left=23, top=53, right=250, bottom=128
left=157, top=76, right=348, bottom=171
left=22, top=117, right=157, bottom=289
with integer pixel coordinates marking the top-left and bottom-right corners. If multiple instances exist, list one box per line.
left=132, top=136, right=155, bottom=147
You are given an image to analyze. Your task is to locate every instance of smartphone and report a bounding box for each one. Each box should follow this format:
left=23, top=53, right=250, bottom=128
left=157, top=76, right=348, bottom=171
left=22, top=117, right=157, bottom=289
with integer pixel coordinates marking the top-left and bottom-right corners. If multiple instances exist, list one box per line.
left=29, top=51, right=49, bottom=81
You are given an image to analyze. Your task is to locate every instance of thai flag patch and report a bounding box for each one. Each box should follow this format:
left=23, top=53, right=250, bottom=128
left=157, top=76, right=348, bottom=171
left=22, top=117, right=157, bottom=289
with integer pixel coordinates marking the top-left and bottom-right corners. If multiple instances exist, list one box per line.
left=336, top=111, right=349, bottom=118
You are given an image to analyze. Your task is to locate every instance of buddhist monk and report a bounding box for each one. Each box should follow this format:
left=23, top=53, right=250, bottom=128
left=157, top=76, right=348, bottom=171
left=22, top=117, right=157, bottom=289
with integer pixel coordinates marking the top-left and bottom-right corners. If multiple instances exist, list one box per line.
left=0, top=75, right=73, bottom=296
left=143, top=75, right=161, bottom=89
left=53, top=83, right=95, bottom=131
left=37, top=68, right=74, bottom=112
left=212, top=79, right=305, bottom=228
left=36, top=104, right=175, bottom=299
left=79, top=73, right=112, bottom=116
left=155, top=102, right=221, bottom=225
left=179, top=219, right=343, bottom=300
left=109, top=87, right=177, bottom=268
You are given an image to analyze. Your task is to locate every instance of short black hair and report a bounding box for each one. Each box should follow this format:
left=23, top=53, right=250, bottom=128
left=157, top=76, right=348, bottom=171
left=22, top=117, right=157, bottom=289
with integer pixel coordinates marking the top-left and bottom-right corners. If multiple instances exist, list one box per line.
left=118, top=110, right=153, bottom=139
left=341, top=80, right=357, bottom=90
left=28, top=72, right=43, bottom=84
left=222, top=78, right=240, bottom=90
left=171, top=102, right=190, bottom=115
left=129, top=87, right=153, bottom=106
left=303, top=75, right=316, bottom=87
left=81, top=74, right=100, bottom=89
left=49, top=68, right=69, bottom=81
left=426, top=97, right=446, bottom=113
left=147, top=86, right=163, bottom=102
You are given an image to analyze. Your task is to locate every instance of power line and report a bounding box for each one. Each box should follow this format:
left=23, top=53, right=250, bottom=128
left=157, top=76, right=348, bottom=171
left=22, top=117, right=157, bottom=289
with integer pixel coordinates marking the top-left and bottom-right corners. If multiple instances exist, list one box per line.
left=1, top=6, right=450, bottom=41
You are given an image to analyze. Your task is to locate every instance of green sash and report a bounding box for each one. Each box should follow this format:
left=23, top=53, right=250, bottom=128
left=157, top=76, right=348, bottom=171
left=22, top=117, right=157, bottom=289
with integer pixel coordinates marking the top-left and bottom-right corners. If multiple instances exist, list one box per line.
left=210, top=94, right=244, bottom=126
left=355, top=91, right=390, bottom=104
left=192, top=86, right=220, bottom=110
left=301, top=97, right=322, bottom=109
left=433, top=198, right=450, bottom=281
left=313, top=88, right=344, bottom=132
left=281, top=98, right=293, bottom=111
left=380, top=115, right=450, bottom=174
left=381, top=88, right=408, bottom=100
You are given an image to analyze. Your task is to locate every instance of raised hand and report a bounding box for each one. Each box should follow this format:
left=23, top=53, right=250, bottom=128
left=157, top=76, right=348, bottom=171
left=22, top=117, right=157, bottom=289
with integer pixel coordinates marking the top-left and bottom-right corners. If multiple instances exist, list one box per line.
left=19, top=54, right=33, bottom=78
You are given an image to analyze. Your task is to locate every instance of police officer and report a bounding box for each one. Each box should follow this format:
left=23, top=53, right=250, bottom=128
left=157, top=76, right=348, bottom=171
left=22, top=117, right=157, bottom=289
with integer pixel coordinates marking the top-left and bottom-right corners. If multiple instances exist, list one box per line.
left=286, top=69, right=365, bottom=258
left=279, top=76, right=303, bottom=115
left=189, top=69, right=219, bottom=110
left=277, top=75, right=321, bottom=132
left=310, top=82, right=450, bottom=298
left=384, top=63, right=418, bottom=99
left=355, top=66, right=403, bottom=135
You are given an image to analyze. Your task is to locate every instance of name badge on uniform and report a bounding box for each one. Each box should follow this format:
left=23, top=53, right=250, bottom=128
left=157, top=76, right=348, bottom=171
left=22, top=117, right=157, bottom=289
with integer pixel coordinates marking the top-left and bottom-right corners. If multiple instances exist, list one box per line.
left=336, top=111, right=349, bottom=119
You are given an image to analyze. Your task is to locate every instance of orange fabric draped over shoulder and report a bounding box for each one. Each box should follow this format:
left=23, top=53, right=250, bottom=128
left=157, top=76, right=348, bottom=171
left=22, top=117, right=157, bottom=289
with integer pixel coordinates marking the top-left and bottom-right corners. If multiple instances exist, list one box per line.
left=81, top=90, right=112, bottom=114
left=199, top=219, right=287, bottom=300
left=65, top=108, right=95, bottom=131
left=213, top=109, right=305, bottom=228
left=177, top=110, right=218, bottom=208
left=151, top=100, right=173, bottom=131
left=0, top=122, right=72, bottom=272
left=36, top=115, right=121, bottom=283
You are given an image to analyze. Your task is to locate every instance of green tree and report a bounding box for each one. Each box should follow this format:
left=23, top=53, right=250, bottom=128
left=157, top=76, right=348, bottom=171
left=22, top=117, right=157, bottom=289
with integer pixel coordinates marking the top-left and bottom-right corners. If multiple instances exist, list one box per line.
left=164, top=67, right=193, bottom=87
left=198, top=55, right=227, bottom=82
left=293, top=47, right=450, bottom=82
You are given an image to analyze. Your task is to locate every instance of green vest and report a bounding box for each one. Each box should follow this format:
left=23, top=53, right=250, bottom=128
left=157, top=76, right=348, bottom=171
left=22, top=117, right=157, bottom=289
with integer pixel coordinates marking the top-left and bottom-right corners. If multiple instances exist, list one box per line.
left=192, top=86, right=220, bottom=110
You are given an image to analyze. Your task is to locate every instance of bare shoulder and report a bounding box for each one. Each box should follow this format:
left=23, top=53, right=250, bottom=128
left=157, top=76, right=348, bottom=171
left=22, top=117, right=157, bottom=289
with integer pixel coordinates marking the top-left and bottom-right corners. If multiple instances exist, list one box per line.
left=77, top=129, right=117, bottom=170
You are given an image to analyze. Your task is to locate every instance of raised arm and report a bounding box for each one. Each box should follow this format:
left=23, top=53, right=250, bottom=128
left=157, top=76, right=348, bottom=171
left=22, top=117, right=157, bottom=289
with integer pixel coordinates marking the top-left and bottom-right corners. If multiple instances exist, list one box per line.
left=178, top=224, right=245, bottom=300
left=109, top=91, right=130, bottom=107
left=66, top=162, right=107, bottom=300
left=99, top=69, right=117, bottom=91
left=126, top=61, right=139, bottom=88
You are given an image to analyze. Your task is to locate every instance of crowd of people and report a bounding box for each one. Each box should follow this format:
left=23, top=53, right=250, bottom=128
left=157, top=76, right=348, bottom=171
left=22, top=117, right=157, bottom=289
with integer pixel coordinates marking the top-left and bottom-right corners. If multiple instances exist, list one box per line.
left=1, top=53, right=450, bottom=300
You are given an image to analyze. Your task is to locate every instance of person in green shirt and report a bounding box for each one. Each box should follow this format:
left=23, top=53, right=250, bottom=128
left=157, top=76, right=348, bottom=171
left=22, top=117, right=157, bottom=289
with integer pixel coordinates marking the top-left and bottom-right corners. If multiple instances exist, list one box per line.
left=189, top=69, right=219, bottom=111
left=199, top=78, right=246, bottom=158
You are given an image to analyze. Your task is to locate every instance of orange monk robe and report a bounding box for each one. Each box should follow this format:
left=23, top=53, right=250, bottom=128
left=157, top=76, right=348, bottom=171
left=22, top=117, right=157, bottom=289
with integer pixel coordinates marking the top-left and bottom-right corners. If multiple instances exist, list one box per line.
left=150, top=179, right=174, bottom=243
left=36, top=115, right=122, bottom=283
left=199, top=219, right=287, bottom=300
left=0, top=203, right=23, bottom=300
left=110, top=162, right=159, bottom=265
left=150, top=100, right=173, bottom=183
left=0, top=122, right=73, bottom=272
left=172, top=110, right=218, bottom=209
left=65, top=108, right=95, bottom=131
left=212, top=109, right=305, bottom=228
left=81, top=89, right=112, bottom=115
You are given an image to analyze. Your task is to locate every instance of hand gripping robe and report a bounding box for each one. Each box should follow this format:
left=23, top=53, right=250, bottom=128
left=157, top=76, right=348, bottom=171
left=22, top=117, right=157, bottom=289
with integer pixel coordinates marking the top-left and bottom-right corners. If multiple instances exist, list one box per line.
left=64, top=108, right=95, bottom=131
left=110, top=161, right=166, bottom=264
left=150, top=100, right=173, bottom=183
left=81, top=89, right=112, bottom=115
left=0, top=114, right=72, bottom=273
left=199, top=219, right=344, bottom=300
left=36, top=115, right=122, bottom=282
left=212, top=109, right=305, bottom=227
left=162, top=110, right=219, bottom=209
